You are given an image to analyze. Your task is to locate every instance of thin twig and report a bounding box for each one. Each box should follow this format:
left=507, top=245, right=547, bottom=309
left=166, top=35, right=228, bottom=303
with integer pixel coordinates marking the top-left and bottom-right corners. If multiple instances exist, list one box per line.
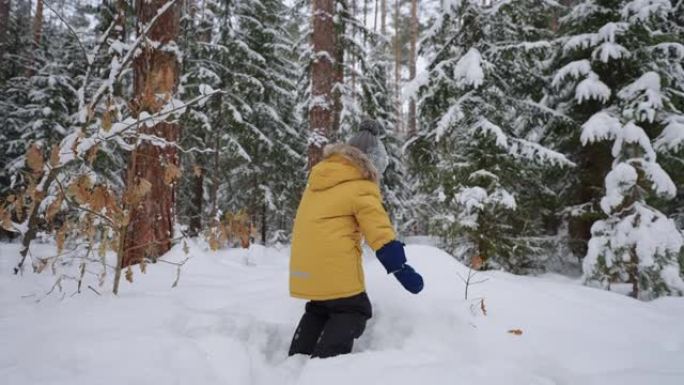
left=88, top=285, right=101, bottom=296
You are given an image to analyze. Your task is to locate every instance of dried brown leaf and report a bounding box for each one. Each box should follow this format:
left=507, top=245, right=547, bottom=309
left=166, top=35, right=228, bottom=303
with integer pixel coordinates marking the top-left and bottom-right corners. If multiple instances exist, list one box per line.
left=68, top=176, right=93, bottom=204
left=45, top=195, right=63, bottom=223
left=86, top=145, right=99, bottom=165
left=138, top=178, right=152, bottom=196
left=192, top=164, right=202, bottom=177
left=471, top=255, right=483, bottom=270
left=56, top=226, right=66, bottom=254
left=49, top=144, right=60, bottom=167
left=480, top=298, right=487, bottom=316
left=208, top=231, right=219, bottom=251
left=98, top=238, right=107, bottom=259
left=35, top=258, right=49, bottom=274
left=90, top=186, right=107, bottom=212
left=125, top=265, right=133, bottom=283
left=124, top=178, right=152, bottom=205
left=163, top=163, right=181, bottom=185
left=15, top=192, right=25, bottom=222
left=102, top=110, right=112, bottom=132
left=26, top=144, right=44, bottom=174
left=1, top=206, right=14, bottom=232
left=507, top=329, right=523, bottom=336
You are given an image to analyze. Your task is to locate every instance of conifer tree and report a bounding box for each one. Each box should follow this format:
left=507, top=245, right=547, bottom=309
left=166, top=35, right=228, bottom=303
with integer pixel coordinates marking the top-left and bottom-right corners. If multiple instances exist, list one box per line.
left=179, top=0, right=304, bottom=243
left=548, top=0, right=684, bottom=298
left=408, top=0, right=573, bottom=272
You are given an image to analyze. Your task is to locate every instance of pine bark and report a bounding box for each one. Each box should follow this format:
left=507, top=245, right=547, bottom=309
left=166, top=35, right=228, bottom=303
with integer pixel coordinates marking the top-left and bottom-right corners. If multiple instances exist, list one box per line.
left=332, top=0, right=345, bottom=135
left=31, top=0, right=42, bottom=47
left=381, top=0, right=386, bottom=34
left=393, top=0, right=402, bottom=132
left=363, top=0, right=367, bottom=30
left=351, top=0, right=357, bottom=101
left=122, top=0, right=182, bottom=267
left=308, top=0, right=336, bottom=169
left=568, top=142, right=612, bottom=258
left=188, top=1, right=212, bottom=237
left=374, top=0, right=378, bottom=31
left=0, top=0, right=10, bottom=45
left=407, top=0, right=417, bottom=134
left=188, top=167, right=203, bottom=237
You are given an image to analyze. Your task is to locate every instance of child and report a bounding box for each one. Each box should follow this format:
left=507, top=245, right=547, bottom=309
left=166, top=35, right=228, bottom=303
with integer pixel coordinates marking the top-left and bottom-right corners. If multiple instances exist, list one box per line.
left=288, top=120, right=424, bottom=359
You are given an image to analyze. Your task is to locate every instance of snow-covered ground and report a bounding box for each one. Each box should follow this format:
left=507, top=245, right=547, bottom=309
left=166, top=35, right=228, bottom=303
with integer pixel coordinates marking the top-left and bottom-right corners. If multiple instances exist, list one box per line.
left=2, top=240, right=683, bottom=385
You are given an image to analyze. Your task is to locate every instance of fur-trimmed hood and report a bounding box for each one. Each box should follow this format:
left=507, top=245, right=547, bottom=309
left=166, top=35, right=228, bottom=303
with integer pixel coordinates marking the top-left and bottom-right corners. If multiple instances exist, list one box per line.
left=308, top=143, right=379, bottom=191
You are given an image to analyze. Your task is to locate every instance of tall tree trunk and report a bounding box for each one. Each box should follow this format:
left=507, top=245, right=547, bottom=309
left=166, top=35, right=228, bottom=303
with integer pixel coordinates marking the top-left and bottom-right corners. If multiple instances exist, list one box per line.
left=0, top=0, right=10, bottom=46
left=114, top=0, right=127, bottom=80
left=568, top=142, right=612, bottom=258
left=187, top=0, right=211, bottom=237
left=188, top=166, right=203, bottom=237
left=332, top=0, right=345, bottom=134
left=209, top=93, right=222, bottom=224
left=26, top=0, right=43, bottom=76
left=393, top=0, right=402, bottom=132
left=363, top=0, right=367, bottom=32
left=628, top=247, right=639, bottom=299
left=122, top=0, right=181, bottom=267
left=261, top=202, right=267, bottom=244
left=309, top=0, right=336, bottom=169
left=407, top=0, right=417, bottom=134
left=31, top=0, right=42, bottom=48
left=374, top=0, right=377, bottom=31
left=351, top=0, right=356, bottom=102
left=381, top=0, right=386, bottom=35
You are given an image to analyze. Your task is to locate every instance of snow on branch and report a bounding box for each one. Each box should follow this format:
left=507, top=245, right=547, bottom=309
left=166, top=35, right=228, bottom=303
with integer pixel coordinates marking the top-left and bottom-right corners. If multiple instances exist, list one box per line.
left=640, top=160, right=677, bottom=199
left=563, top=22, right=628, bottom=53
left=600, top=162, right=638, bottom=213
left=455, top=186, right=517, bottom=230
left=473, top=118, right=575, bottom=167
left=581, top=111, right=621, bottom=145
left=617, top=72, right=664, bottom=123
left=552, top=60, right=592, bottom=88
left=621, top=0, right=672, bottom=22
left=611, top=121, right=656, bottom=161
left=435, top=102, right=466, bottom=142
left=576, top=74, right=611, bottom=103
left=654, top=117, right=684, bottom=151
left=453, top=48, right=485, bottom=89
left=591, top=42, right=630, bottom=63
left=586, top=202, right=684, bottom=287
left=650, top=43, right=684, bottom=59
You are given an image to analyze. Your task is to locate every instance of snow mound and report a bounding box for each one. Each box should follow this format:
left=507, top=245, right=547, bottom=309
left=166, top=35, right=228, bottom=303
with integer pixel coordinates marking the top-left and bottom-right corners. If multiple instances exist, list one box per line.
left=1, top=242, right=683, bottom=385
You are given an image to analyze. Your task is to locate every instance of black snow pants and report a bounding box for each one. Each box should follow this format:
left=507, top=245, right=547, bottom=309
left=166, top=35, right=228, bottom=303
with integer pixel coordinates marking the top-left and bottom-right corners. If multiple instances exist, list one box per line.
left=288, top=292, right=372, bottom=359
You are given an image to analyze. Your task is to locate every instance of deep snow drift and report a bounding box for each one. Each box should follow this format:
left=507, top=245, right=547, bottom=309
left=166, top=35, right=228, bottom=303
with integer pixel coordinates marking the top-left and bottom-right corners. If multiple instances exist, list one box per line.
left=1, top=240, right=683, bottom=385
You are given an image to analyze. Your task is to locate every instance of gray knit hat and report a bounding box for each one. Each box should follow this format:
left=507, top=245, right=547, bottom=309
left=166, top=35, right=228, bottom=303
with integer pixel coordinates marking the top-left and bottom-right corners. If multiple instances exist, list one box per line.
left=348, top=120, right=389, bottom=175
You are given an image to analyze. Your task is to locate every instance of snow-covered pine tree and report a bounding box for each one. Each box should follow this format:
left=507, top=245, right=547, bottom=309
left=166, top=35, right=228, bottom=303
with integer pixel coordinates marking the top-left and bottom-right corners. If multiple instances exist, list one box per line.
left=176, top=0, right=223, bottom=237
left=0, top=0, right=98, bottom=196
left=407, top=0, right=573, bottom=273
left=179, top=0, right=305, bottom=244
left=549, top=0, right=684, bottom=298
left=652, top=0, right=684, bottom=231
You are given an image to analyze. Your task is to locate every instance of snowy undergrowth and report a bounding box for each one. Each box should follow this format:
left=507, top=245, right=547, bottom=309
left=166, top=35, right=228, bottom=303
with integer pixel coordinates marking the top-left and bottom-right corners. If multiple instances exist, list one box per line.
left=1, top=241, right=683, bottom=385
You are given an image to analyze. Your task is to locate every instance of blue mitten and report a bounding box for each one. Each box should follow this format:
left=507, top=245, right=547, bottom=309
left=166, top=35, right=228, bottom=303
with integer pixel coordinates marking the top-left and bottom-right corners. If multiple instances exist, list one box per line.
left=376, top=240, right=424, bottom=294
left=376, top=240, right=407, bottom=274
left=394, top=264, right=424, bottom=294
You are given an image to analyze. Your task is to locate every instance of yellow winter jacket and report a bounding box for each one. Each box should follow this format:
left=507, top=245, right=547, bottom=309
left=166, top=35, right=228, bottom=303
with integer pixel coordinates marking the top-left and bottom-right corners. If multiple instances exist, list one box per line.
left=289, top=144, right=396, bottom=300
